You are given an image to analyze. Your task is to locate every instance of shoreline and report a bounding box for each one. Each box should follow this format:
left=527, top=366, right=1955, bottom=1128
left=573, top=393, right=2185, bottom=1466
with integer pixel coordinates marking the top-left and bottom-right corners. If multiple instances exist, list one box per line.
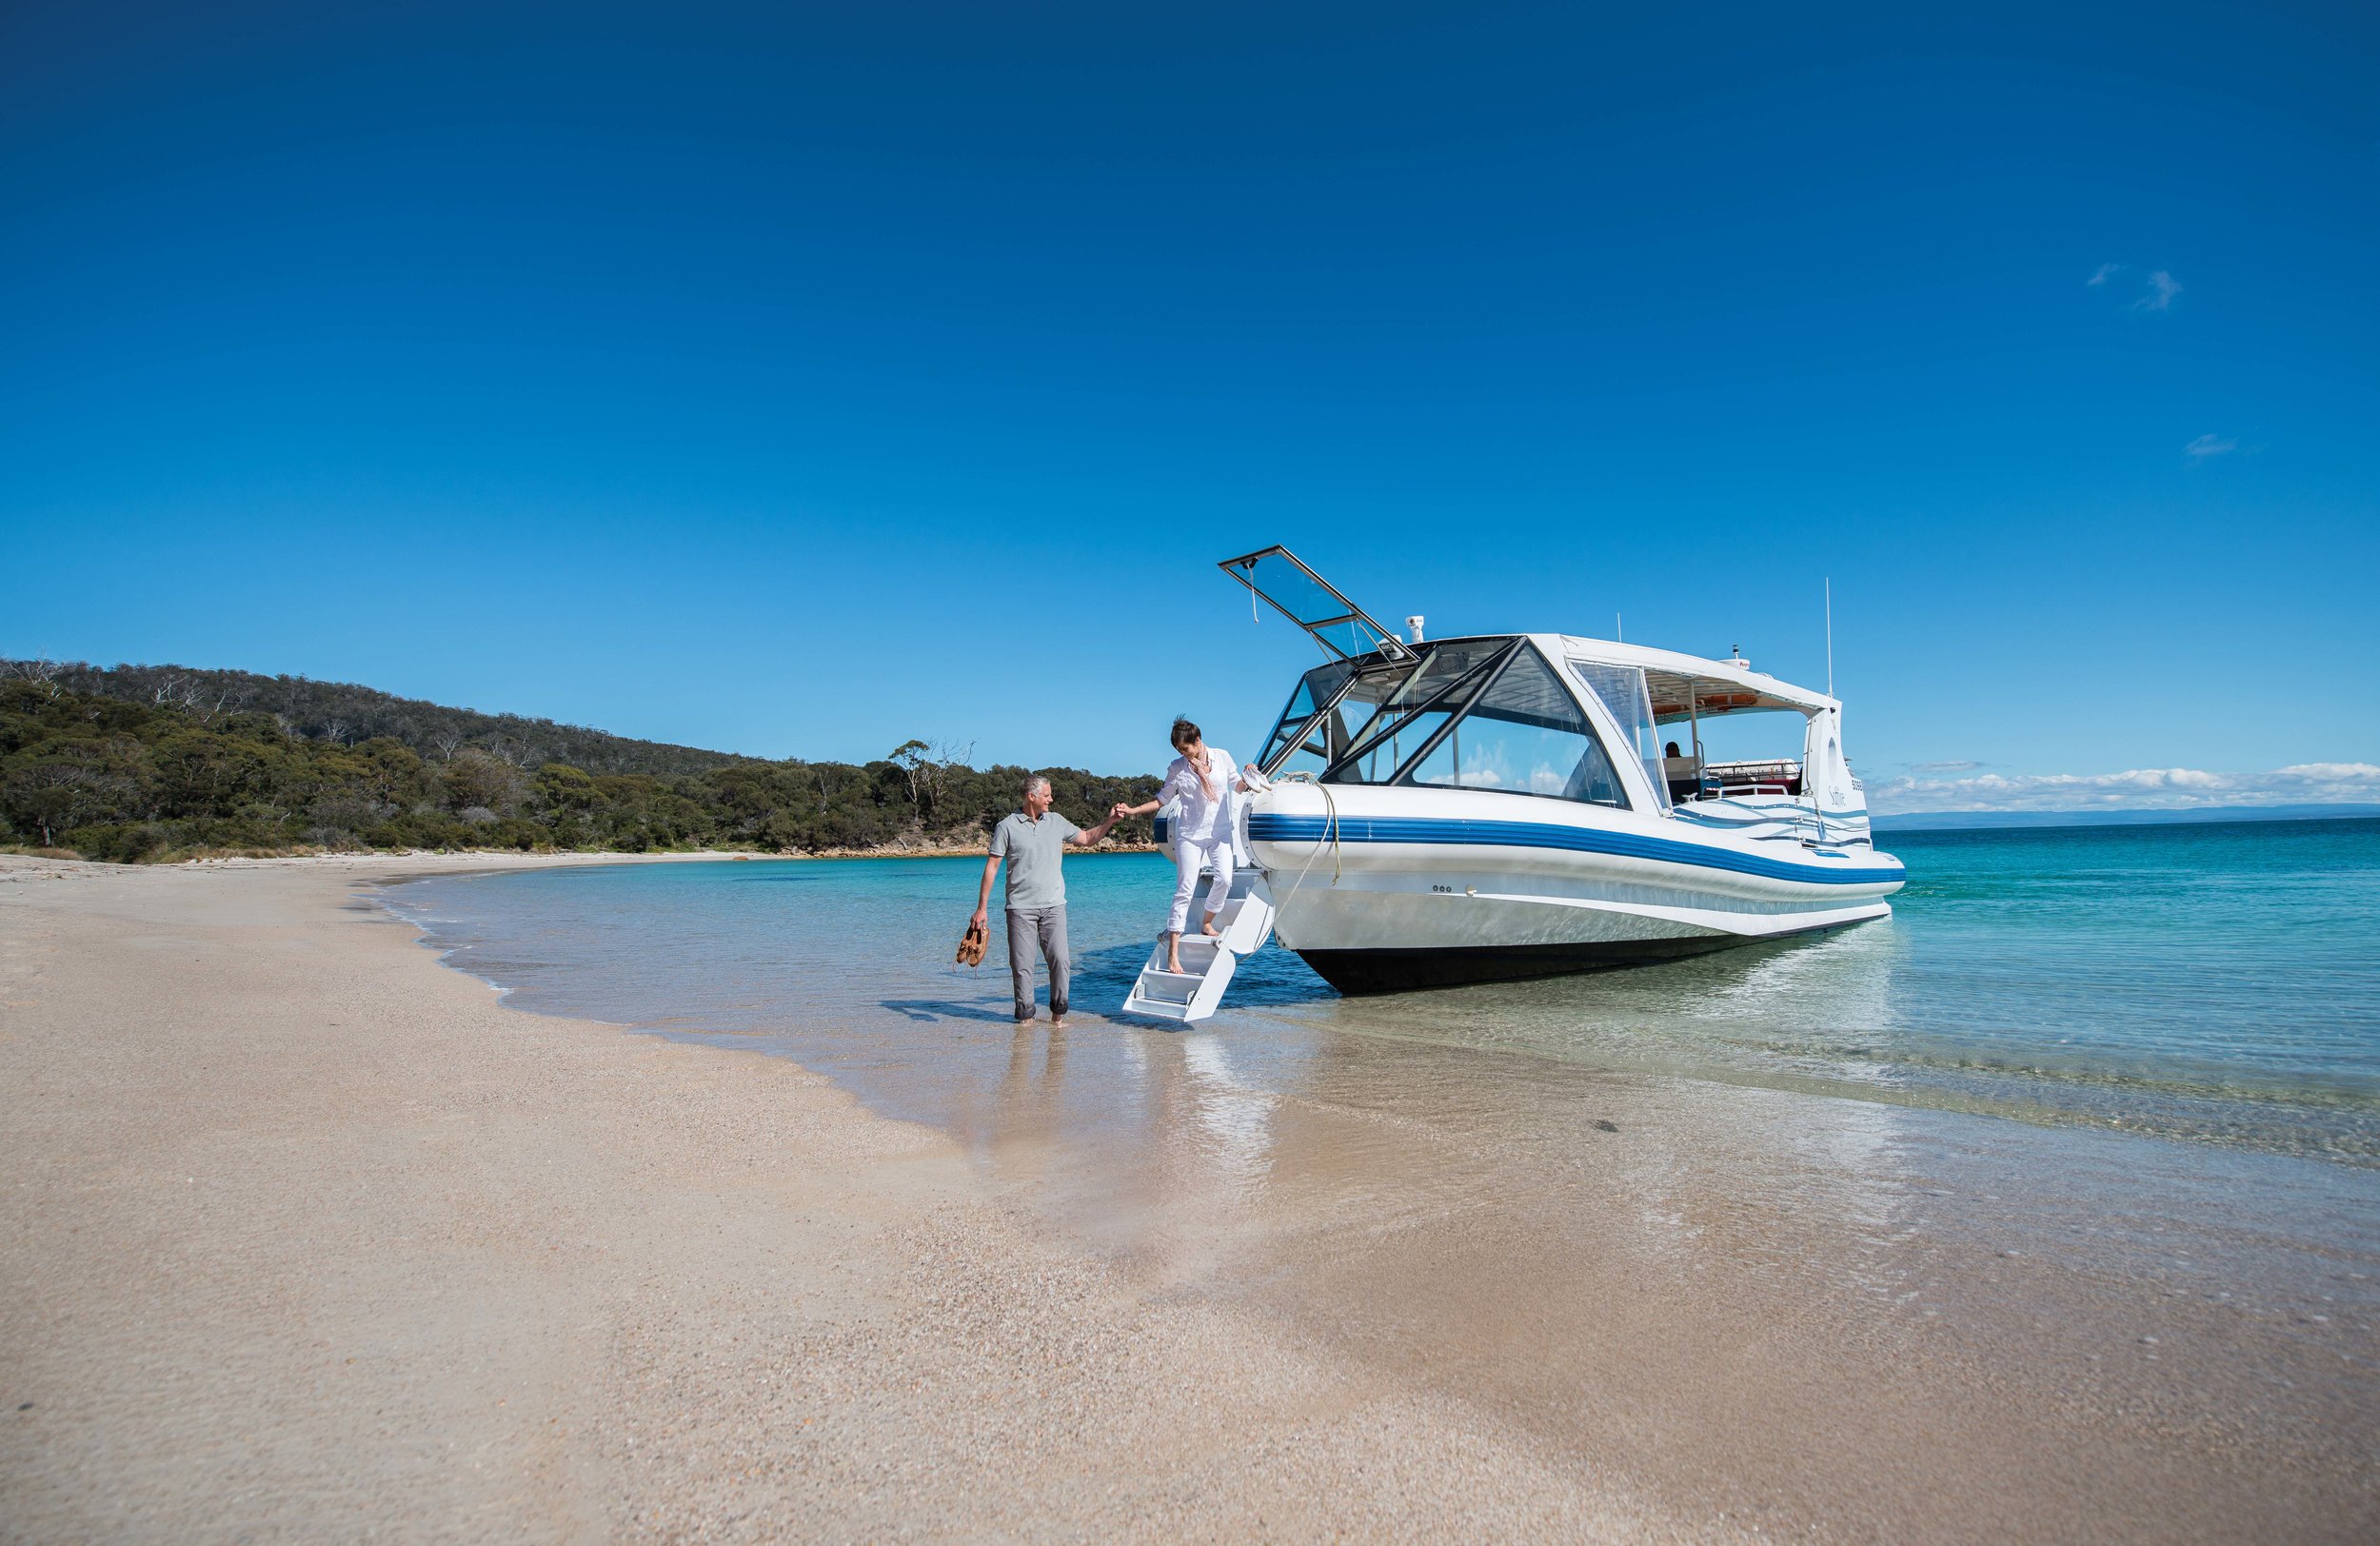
left=2, top=840, right=1166, bottom=869
left=0, top=852, right=1688, bottom=1541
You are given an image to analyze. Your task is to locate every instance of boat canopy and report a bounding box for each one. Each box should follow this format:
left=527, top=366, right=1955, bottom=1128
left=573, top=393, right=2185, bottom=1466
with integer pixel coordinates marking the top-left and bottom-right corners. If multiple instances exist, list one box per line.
left=1554, top=637, right=1837, bottom=722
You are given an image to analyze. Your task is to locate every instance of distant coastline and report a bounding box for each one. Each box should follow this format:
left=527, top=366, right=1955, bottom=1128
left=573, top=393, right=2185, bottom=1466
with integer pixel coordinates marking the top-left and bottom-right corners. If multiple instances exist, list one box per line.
left=0, top=659, right=1164, bottom=864
left=1874, top=803, right=2380, bottom=833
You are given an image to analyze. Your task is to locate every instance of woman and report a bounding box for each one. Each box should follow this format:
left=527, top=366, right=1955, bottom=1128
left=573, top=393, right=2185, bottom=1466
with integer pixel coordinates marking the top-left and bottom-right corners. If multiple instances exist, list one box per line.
left=1116, top=718, right=1260, bottom=975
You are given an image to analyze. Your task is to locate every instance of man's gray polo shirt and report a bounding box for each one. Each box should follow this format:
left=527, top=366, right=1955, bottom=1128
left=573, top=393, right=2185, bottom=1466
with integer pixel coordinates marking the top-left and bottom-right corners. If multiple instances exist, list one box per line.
left=990, top=811, right=1081, bottom=910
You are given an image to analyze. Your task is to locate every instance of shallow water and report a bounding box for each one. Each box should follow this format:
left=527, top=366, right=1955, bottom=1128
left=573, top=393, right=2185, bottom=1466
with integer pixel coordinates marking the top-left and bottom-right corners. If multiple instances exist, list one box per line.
left=389, top=818, right=2380, bottom=1165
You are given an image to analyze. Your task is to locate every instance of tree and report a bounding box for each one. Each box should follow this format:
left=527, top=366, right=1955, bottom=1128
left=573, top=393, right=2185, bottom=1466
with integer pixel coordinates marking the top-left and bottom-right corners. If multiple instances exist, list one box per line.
left=887, top=738, right=976, bottom=825
left=888, top=740, right=934, bottom=819
left=535, top=763, right=601, bottom=812
left=151, top=730, right=267, bottom=818
left=4, top=658, right=62, bottom=702
left=442, top=748, right=524, bottom=813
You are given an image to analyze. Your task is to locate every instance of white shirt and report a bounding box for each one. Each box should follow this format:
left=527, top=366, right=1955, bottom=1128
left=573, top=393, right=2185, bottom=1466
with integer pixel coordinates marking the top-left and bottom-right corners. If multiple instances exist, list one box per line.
left=1160, top=747, right=1239, bottom=843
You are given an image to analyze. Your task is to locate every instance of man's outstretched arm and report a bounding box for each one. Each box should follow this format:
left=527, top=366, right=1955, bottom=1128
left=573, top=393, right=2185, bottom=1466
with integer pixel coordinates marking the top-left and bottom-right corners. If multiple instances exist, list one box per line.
left=1065, top=809, right=1122, bottom=847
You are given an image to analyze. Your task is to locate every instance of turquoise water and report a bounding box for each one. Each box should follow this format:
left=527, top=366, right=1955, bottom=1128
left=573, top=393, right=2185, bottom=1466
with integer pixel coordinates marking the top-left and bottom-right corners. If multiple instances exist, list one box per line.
left=388, top=818, right=2380, bottom=1165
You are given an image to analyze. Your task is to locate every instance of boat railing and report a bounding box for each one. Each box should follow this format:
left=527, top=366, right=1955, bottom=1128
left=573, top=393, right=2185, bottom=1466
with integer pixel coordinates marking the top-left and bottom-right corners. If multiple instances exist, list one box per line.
left=1696, top=760, right=1804, bottom=800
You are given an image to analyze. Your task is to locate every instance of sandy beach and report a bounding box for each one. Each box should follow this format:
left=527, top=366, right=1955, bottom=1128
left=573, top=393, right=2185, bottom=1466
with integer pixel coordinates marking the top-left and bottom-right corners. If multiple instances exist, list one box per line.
left=0, top=854, right=1691, bottom=1542
left=4, top=852, right=2373, bottom=1543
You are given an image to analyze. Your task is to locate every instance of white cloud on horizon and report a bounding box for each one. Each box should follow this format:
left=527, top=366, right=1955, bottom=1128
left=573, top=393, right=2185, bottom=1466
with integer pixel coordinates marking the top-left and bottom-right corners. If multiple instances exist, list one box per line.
left=1908, top=759, right=1983, bottom=773
left=2132, top=268, right=2182, bottom=311
left=2184, top=432, right=2238, bottom=460
left=2087, top=262, right=2123, bottom=286
left=1869, top=763, right=2380, bottom=815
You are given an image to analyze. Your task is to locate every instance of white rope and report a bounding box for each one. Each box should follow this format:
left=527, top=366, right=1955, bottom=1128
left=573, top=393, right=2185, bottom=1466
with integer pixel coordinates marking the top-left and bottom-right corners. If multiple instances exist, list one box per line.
left=1261, top=771, right=1343, bottom=925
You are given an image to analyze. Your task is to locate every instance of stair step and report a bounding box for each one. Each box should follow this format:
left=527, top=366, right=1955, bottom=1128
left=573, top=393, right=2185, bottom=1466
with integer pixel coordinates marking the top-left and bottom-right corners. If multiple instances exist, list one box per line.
left=1139, top=971, right=1200, bottom=1001
left=1120, top=878, right=1276, bottom=1024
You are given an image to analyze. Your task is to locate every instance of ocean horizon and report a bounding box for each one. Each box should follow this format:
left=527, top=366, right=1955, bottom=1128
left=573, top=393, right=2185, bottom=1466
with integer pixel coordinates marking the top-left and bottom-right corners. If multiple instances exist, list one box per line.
left=1872, top=802, right=2380, bottom=832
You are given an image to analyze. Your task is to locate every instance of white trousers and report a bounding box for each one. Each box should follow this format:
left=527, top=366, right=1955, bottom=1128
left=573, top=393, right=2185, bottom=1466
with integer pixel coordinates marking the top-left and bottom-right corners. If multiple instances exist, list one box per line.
left=1167, top=836, right=1235, bottom=935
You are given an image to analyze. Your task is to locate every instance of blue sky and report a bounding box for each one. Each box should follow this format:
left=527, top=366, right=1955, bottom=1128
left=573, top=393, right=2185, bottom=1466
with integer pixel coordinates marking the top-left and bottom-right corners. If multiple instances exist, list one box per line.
left=5, top=2, right=2375, bottom=810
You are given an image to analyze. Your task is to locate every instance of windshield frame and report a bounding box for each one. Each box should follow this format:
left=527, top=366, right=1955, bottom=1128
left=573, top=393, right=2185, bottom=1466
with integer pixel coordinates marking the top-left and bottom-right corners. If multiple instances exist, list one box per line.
left=1257, top=638, right=1518, bottom=779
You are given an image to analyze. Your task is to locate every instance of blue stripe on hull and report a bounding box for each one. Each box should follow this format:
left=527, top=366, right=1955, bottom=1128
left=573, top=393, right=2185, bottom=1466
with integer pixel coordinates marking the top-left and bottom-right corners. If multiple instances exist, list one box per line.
left=1247, top=812, right=1905, bottom=886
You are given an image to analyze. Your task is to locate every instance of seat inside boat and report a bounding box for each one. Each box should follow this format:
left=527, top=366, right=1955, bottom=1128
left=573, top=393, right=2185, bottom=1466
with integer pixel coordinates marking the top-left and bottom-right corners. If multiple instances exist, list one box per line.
left=1635, top=660, right=1828, bottom=804
left=1662, top=750, right=1706, bottom=803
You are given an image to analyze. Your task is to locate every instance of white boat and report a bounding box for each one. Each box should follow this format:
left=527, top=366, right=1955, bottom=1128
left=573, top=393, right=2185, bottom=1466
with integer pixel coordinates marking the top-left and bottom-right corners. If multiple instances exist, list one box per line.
left=1151, top=546, right=1906, bottom=1001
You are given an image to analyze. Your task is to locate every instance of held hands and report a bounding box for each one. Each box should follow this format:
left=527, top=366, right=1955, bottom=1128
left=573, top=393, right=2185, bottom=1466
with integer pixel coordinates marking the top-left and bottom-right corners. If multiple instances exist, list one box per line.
left=1110, top=802, right=1134, bottom=823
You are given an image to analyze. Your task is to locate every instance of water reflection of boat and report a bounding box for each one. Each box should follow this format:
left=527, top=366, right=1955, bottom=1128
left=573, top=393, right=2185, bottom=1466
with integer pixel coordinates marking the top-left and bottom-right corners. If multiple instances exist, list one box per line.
left=1204, top=546, right=1907, bottom=997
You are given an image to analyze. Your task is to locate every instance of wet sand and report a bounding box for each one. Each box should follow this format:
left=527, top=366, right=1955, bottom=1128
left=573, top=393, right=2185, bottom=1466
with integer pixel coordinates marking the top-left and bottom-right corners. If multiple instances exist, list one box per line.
left=948, top=1016, right=2378, bottom=1543
left=4, top=853, right=2373, bottom=1541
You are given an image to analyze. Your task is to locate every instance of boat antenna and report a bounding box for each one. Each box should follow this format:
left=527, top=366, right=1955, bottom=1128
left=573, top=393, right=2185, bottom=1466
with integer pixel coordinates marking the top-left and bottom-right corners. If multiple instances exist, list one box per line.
left=1615, top=611, right=1622, bottom=643
left=1824, top=577, right=1834, bottom=698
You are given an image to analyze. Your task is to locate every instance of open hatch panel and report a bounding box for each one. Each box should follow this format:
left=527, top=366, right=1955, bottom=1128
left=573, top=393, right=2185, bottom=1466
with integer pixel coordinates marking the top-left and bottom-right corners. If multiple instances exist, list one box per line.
left=1219, top=545, right=1417, bottom=664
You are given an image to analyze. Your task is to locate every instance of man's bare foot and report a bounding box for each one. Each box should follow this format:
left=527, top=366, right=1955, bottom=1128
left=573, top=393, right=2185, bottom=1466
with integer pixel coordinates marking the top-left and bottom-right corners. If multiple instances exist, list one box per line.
left=1049, top=1014, right=1070, bottom=1029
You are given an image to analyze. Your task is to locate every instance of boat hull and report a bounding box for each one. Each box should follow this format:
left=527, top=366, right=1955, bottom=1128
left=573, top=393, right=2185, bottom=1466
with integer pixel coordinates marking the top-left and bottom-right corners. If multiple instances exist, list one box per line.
left=1298, top=916, right=1871, bottom=994
left=1244, top=784, right=1903, bottom=996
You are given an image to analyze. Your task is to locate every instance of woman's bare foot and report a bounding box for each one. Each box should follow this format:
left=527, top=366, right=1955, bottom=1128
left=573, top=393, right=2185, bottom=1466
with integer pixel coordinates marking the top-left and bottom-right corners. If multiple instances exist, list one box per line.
left=1200, top=918, right=1223, bottom=938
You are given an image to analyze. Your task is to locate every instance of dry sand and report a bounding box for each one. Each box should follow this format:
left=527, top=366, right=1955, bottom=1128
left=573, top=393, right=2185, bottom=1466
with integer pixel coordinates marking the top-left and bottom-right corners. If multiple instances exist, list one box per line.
left=0, top=854, right=1699, bottom=1542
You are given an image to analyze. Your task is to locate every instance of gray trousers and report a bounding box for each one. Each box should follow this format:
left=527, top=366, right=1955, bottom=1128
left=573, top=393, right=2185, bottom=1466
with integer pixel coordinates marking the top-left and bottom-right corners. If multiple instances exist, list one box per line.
left=1006, top=904, right=1069, bottom=1020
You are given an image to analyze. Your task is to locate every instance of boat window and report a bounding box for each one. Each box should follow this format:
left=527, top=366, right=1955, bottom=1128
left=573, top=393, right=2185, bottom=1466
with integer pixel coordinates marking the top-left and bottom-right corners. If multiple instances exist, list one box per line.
left=1567, top=661, right=1669, bottom=813
left=1258, top=660, right=1359, bottom=772
left=1260, top=653, right=1434, bottom=779
left=1400, top=648, right=1631, bottom=807
left=1339, top=709, right=1454, bottom=784
left=1324, top=640, right=1513, bottom=784
left=1260, top=661, right=1407, bottom=777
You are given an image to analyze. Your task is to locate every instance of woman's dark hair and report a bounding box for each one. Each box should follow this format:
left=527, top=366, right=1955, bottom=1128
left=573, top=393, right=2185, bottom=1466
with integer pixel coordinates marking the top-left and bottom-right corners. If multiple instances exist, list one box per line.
left=1170, top=717, right=1202, bottom=749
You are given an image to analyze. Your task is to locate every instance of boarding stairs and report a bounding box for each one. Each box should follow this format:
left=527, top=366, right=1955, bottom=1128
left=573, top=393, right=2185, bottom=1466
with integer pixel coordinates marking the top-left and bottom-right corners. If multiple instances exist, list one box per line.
left=1121, top=866, right=1275, bottom=1024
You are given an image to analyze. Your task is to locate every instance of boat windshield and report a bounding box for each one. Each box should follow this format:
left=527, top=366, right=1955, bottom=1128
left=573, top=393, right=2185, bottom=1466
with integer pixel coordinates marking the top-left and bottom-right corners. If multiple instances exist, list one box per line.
left=1256, top=659, right=1365, bottom=775
left=1328, top=640, right=1513, bottom=783
left=1258, top=639, right=1634, bottom=809
left=1397, top=648, right=1629, bottom=806
left=1258, top=639, right=1502, bottom=779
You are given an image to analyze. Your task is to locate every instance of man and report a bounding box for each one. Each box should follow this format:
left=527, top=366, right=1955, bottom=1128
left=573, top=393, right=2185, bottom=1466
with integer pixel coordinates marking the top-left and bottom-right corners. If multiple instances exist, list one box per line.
left=972, top=774, right=1121, bottom=1027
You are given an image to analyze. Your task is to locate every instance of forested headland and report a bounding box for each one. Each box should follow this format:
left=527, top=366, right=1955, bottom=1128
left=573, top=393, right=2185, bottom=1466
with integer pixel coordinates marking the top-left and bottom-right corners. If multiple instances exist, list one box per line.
left=0, top=660, right=1162, bottom=863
